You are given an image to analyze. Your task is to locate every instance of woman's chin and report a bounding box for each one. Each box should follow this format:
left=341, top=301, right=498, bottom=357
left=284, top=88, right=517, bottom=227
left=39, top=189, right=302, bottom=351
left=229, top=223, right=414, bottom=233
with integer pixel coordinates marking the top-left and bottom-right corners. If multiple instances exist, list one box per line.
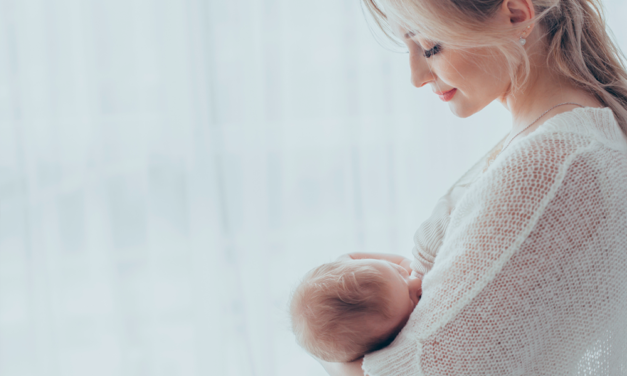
left=449, top=100, right=478, bottom=119
left=449, top=103, right=470, bottom=119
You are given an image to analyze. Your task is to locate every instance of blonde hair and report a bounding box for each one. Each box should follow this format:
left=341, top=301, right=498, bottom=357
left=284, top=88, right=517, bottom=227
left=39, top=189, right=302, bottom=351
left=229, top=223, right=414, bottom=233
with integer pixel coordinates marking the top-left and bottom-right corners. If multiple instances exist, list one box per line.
left=362, top=0, right=627, bottom=133
left=289, top=261, right=399, bottom=362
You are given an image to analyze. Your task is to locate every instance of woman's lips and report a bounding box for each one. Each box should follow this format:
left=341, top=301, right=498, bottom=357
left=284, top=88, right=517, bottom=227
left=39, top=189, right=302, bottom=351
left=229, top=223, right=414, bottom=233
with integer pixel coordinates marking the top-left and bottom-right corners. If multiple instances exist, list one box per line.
left=436, top=88, right=457, bottom=102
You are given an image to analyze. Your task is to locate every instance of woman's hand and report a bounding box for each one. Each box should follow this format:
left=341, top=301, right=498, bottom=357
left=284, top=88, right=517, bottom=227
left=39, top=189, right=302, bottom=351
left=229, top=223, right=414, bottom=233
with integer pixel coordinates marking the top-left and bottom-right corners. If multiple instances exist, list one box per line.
left=399, top=257, right=413, bottom=275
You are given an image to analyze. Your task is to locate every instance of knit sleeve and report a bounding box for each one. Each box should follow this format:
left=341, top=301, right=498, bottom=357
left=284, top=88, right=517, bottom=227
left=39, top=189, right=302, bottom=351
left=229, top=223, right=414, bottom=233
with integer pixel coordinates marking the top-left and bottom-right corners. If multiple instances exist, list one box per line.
left=409, top=194, right=453, bottom=279
left=364, top=132, right=627, bottom=376
left=410, top=140, right=496, bottom=279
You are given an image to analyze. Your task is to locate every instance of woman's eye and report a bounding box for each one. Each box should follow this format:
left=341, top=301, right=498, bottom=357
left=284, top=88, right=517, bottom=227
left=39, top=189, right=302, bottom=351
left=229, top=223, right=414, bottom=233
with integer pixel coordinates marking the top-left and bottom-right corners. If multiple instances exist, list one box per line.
left=424, top=44, right=441, bottom=58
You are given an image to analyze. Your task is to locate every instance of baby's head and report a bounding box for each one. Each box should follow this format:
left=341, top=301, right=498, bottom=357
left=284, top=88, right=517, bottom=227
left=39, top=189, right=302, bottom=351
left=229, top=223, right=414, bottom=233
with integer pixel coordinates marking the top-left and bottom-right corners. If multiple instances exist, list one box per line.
left=289, top=259, right=419, bottom=362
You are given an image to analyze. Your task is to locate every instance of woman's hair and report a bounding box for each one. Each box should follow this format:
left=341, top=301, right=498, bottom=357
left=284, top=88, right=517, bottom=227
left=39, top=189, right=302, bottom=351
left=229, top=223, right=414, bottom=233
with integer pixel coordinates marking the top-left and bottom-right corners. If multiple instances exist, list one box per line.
left=289, top=260, right=399, bottom=362
left=362, top=0, right=627, bottom=134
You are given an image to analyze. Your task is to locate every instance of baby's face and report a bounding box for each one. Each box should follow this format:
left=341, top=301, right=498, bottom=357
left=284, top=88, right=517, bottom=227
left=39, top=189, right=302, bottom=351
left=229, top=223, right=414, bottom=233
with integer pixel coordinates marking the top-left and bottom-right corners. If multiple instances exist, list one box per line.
left=352, top=259, right=422, bottom=340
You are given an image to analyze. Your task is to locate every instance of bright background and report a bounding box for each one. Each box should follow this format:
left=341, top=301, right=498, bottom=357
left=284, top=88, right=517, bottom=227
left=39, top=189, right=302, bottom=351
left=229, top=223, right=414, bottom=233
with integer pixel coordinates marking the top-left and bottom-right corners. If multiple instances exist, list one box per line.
left=1, top=0, right=626, bottom=375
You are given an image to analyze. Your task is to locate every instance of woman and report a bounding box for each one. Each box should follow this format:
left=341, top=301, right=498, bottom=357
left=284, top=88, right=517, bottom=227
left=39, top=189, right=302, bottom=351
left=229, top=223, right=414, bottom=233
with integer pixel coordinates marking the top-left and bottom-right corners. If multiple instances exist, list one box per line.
left=320, top=0, right=627, bottom=375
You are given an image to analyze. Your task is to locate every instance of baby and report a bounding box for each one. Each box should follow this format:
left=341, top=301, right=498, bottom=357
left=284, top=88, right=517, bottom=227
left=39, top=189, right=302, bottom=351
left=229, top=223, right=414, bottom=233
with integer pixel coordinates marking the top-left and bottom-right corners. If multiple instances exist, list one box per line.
left=289, top=253, right=422, bottom=363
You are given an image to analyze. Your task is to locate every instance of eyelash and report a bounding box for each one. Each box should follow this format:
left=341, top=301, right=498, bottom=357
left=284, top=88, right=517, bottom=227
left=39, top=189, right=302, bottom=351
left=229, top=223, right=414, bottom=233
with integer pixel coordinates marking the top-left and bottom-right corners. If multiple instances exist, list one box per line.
left=424, top=44, right=441, bottom=58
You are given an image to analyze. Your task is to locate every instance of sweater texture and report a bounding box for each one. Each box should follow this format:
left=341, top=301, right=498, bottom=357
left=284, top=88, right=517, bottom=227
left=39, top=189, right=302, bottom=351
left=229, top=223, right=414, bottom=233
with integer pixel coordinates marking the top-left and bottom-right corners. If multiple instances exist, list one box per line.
left=364, top=107, right=627, bottom=376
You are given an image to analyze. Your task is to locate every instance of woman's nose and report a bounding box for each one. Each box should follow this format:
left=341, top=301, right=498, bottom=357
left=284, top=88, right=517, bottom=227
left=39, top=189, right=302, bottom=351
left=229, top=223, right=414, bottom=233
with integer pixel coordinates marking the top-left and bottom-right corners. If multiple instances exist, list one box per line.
left=409, top=50, right=435, bottom=88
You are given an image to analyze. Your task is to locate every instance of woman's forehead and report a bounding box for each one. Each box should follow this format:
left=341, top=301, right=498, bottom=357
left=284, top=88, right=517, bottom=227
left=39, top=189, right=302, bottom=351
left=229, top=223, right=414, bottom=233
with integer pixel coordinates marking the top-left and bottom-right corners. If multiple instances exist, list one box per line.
left=389, top=20, right=409, bottom=35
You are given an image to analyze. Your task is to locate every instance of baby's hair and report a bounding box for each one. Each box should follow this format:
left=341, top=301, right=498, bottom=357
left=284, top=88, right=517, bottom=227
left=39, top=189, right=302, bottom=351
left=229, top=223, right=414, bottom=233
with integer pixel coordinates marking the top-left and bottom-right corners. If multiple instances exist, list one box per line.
left=289, top=260, right=398, bottom=362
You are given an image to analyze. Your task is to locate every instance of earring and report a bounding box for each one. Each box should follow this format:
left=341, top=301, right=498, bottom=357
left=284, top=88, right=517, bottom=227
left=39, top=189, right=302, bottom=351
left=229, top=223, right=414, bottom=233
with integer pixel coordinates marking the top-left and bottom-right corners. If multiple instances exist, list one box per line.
left=519, top=25, right=532, bottom=46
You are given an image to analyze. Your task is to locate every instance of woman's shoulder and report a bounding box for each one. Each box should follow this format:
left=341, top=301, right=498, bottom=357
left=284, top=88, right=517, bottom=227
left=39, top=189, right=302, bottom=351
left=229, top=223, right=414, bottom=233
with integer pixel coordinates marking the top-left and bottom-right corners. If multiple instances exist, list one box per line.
left=462, top=109, right=627, bottom=226
left=481, top=107, right=627, bottom=178
left=533, top=107, right=627, bottom=151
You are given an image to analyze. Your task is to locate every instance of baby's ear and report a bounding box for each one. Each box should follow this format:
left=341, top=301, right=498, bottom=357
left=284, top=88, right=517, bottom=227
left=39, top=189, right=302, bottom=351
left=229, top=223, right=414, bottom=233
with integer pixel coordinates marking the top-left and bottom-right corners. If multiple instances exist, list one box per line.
left=409, top=277, right=422, bottom=303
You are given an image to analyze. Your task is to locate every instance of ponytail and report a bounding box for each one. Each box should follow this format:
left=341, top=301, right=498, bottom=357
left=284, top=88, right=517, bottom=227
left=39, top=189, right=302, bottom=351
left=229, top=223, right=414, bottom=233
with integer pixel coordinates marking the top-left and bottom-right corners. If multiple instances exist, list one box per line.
left=539, top=0, right=627, bottom=133
left=362, top=0, right=627, bottom=134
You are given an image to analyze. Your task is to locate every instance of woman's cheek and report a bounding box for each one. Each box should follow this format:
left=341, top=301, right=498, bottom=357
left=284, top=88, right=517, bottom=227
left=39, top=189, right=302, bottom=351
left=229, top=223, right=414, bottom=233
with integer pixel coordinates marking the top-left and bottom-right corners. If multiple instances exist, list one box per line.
left=436, top=56, right=467, bottom=88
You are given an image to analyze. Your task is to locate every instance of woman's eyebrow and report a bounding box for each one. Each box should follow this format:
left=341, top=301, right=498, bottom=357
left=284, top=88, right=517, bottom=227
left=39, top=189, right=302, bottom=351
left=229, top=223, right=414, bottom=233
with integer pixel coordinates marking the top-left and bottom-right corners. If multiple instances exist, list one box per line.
left=403, top=31, right=416, bottom=39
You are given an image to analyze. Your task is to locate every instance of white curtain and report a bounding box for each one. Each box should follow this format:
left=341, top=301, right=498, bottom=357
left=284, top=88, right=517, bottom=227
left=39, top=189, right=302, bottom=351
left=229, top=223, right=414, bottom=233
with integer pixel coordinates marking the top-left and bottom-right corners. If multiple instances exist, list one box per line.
left=0, top=0, right=625, bottom=375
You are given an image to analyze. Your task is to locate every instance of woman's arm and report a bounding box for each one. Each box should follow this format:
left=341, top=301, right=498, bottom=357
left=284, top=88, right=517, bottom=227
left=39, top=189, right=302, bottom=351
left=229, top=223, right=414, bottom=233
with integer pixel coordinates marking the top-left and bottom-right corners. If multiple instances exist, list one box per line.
left=362, top=138, right=618, bottom=376
left=319, top=358, right=365, bottom=376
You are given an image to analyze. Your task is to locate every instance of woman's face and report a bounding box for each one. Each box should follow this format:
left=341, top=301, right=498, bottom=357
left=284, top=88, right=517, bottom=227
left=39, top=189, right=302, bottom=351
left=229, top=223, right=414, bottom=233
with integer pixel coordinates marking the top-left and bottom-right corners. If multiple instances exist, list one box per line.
left=394, top=25, right=513, bottom=118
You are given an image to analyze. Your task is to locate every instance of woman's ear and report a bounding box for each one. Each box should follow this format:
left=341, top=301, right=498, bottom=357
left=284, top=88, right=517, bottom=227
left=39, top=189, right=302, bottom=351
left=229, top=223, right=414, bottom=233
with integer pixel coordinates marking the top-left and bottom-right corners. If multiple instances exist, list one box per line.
left=499, top=0, right=536, bottom=28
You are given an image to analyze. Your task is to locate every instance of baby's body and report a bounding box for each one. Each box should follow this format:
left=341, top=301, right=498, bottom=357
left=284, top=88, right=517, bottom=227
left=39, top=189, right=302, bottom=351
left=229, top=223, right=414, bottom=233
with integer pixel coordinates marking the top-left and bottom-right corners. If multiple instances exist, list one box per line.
left=289, top=253, right=422, bottom=363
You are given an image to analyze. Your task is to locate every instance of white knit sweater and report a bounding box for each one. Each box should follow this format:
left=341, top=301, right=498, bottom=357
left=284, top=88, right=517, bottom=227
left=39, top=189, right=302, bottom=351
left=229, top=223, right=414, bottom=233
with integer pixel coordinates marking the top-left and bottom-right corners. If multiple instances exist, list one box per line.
left=363, top=107, right=627, bottom=376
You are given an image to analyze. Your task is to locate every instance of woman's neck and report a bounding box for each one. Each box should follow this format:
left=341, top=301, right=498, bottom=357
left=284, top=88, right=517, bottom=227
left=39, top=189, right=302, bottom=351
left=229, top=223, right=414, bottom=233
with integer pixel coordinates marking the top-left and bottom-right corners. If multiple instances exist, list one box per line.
left=498, top=64, right=603, bottom=140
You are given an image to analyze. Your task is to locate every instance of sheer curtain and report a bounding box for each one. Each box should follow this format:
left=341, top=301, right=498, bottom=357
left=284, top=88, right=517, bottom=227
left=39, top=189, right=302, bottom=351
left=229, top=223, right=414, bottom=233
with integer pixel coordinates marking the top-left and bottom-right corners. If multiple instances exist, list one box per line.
left=0, top=0, right=625, bottom=375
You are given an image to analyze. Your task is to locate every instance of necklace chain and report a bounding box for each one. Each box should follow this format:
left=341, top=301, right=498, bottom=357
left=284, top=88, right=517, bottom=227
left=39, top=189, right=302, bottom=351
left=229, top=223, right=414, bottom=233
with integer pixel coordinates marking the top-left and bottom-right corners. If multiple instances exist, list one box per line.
left=499, top=102, right=584, bottom=155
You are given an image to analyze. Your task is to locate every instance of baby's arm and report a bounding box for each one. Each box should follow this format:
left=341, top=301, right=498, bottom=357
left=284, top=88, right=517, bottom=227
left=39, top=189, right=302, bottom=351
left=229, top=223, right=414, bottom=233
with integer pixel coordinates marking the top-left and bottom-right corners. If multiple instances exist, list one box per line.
left=337, top=253, right=412, bottom=275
